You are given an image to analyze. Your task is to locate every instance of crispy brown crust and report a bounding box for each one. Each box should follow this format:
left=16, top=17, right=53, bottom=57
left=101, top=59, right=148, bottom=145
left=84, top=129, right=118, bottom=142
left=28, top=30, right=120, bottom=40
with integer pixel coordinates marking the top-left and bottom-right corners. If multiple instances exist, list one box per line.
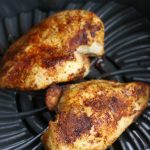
left=42, top=80, right=149, bottom=150
left=69, top=23, right=101, bottom=51
left=46, top=85, right=62, bottom=110
left=0, top=10, right=104, bottom=90
left=58, top=111, right=92, bottom=144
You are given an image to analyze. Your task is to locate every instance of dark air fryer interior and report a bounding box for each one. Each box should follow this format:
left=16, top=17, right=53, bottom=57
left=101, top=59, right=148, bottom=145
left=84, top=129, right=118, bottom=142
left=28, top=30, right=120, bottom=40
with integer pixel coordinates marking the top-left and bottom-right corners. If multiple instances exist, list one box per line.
left=0, top=0, right=150, bottom=150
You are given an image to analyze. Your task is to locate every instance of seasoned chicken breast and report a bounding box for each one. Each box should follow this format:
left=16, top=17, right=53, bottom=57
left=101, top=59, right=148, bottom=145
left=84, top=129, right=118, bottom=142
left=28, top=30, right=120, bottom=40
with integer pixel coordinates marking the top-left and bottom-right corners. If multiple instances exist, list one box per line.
left=0, top=10, right=104, bottom=90
left=42, top=80, right=149, bottom=150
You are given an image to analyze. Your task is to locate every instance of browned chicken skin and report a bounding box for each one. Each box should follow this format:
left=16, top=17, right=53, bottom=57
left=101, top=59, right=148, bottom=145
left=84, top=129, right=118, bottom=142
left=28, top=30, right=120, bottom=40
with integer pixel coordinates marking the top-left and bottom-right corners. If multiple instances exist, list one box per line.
left=42, top=80, right=149, bottom=150
left=0, top=10, right=104, bottom=90
left=46, top=84, right=62, bottom=110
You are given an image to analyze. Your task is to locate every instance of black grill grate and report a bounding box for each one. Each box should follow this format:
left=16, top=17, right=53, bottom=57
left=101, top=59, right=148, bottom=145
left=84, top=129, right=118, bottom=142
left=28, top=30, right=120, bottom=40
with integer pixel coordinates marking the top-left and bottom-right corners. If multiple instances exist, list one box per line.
left=0, top=0, right=150, bottom=149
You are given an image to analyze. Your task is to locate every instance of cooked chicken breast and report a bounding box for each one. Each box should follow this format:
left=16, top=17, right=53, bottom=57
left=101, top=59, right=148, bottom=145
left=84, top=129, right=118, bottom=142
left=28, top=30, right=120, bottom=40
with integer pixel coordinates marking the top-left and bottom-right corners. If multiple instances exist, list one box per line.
left=0, top=10, right=104, bottom=90
left=42, top=80, right=149, bottom=150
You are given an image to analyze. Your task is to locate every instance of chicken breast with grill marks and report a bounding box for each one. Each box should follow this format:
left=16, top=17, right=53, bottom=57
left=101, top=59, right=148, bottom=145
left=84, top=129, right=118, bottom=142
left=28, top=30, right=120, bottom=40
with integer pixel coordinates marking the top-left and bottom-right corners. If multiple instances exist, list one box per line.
left=0, top=10, right=104, bottom=90
left=42, top=80, right=149, bottom=150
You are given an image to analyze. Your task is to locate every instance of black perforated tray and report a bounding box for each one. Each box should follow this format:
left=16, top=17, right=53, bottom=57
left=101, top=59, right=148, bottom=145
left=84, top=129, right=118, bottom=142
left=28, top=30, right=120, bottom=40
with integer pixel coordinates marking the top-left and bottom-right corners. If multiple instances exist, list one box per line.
left=0, top=0, right=150, bottom=150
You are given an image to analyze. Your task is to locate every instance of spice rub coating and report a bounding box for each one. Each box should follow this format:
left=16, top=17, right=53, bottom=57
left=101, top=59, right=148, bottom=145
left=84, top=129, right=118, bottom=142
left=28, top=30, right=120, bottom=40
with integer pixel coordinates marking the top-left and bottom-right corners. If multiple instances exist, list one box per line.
left=42, top=80, right=149, bottom=150
left=0, top=10, right=104, bottom=90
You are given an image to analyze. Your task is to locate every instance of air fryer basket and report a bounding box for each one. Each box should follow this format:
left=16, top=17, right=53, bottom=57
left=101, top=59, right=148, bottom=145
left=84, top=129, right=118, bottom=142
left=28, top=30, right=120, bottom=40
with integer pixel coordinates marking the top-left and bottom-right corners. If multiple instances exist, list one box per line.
left=0, top=0, right=150, bottom=150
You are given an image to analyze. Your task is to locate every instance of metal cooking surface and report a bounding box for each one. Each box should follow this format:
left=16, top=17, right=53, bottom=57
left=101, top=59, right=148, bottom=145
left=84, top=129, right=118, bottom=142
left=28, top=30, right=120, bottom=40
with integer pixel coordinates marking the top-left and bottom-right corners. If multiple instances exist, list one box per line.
left=0, top=0, right=150, bottom=149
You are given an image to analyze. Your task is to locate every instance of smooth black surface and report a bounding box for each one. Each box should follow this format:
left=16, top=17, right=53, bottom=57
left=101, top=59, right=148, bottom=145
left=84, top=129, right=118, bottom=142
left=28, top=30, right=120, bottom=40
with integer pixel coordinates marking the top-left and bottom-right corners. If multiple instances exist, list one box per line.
left=0, top=0, right=150, bottom=150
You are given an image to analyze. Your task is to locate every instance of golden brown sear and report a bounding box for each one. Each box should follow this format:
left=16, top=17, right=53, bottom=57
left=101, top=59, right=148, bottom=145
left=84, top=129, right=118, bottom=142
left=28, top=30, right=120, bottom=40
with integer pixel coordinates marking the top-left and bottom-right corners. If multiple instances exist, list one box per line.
left=42, top=80, right=149, bottom=150
left=0, top=10, right=104, bottom=90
